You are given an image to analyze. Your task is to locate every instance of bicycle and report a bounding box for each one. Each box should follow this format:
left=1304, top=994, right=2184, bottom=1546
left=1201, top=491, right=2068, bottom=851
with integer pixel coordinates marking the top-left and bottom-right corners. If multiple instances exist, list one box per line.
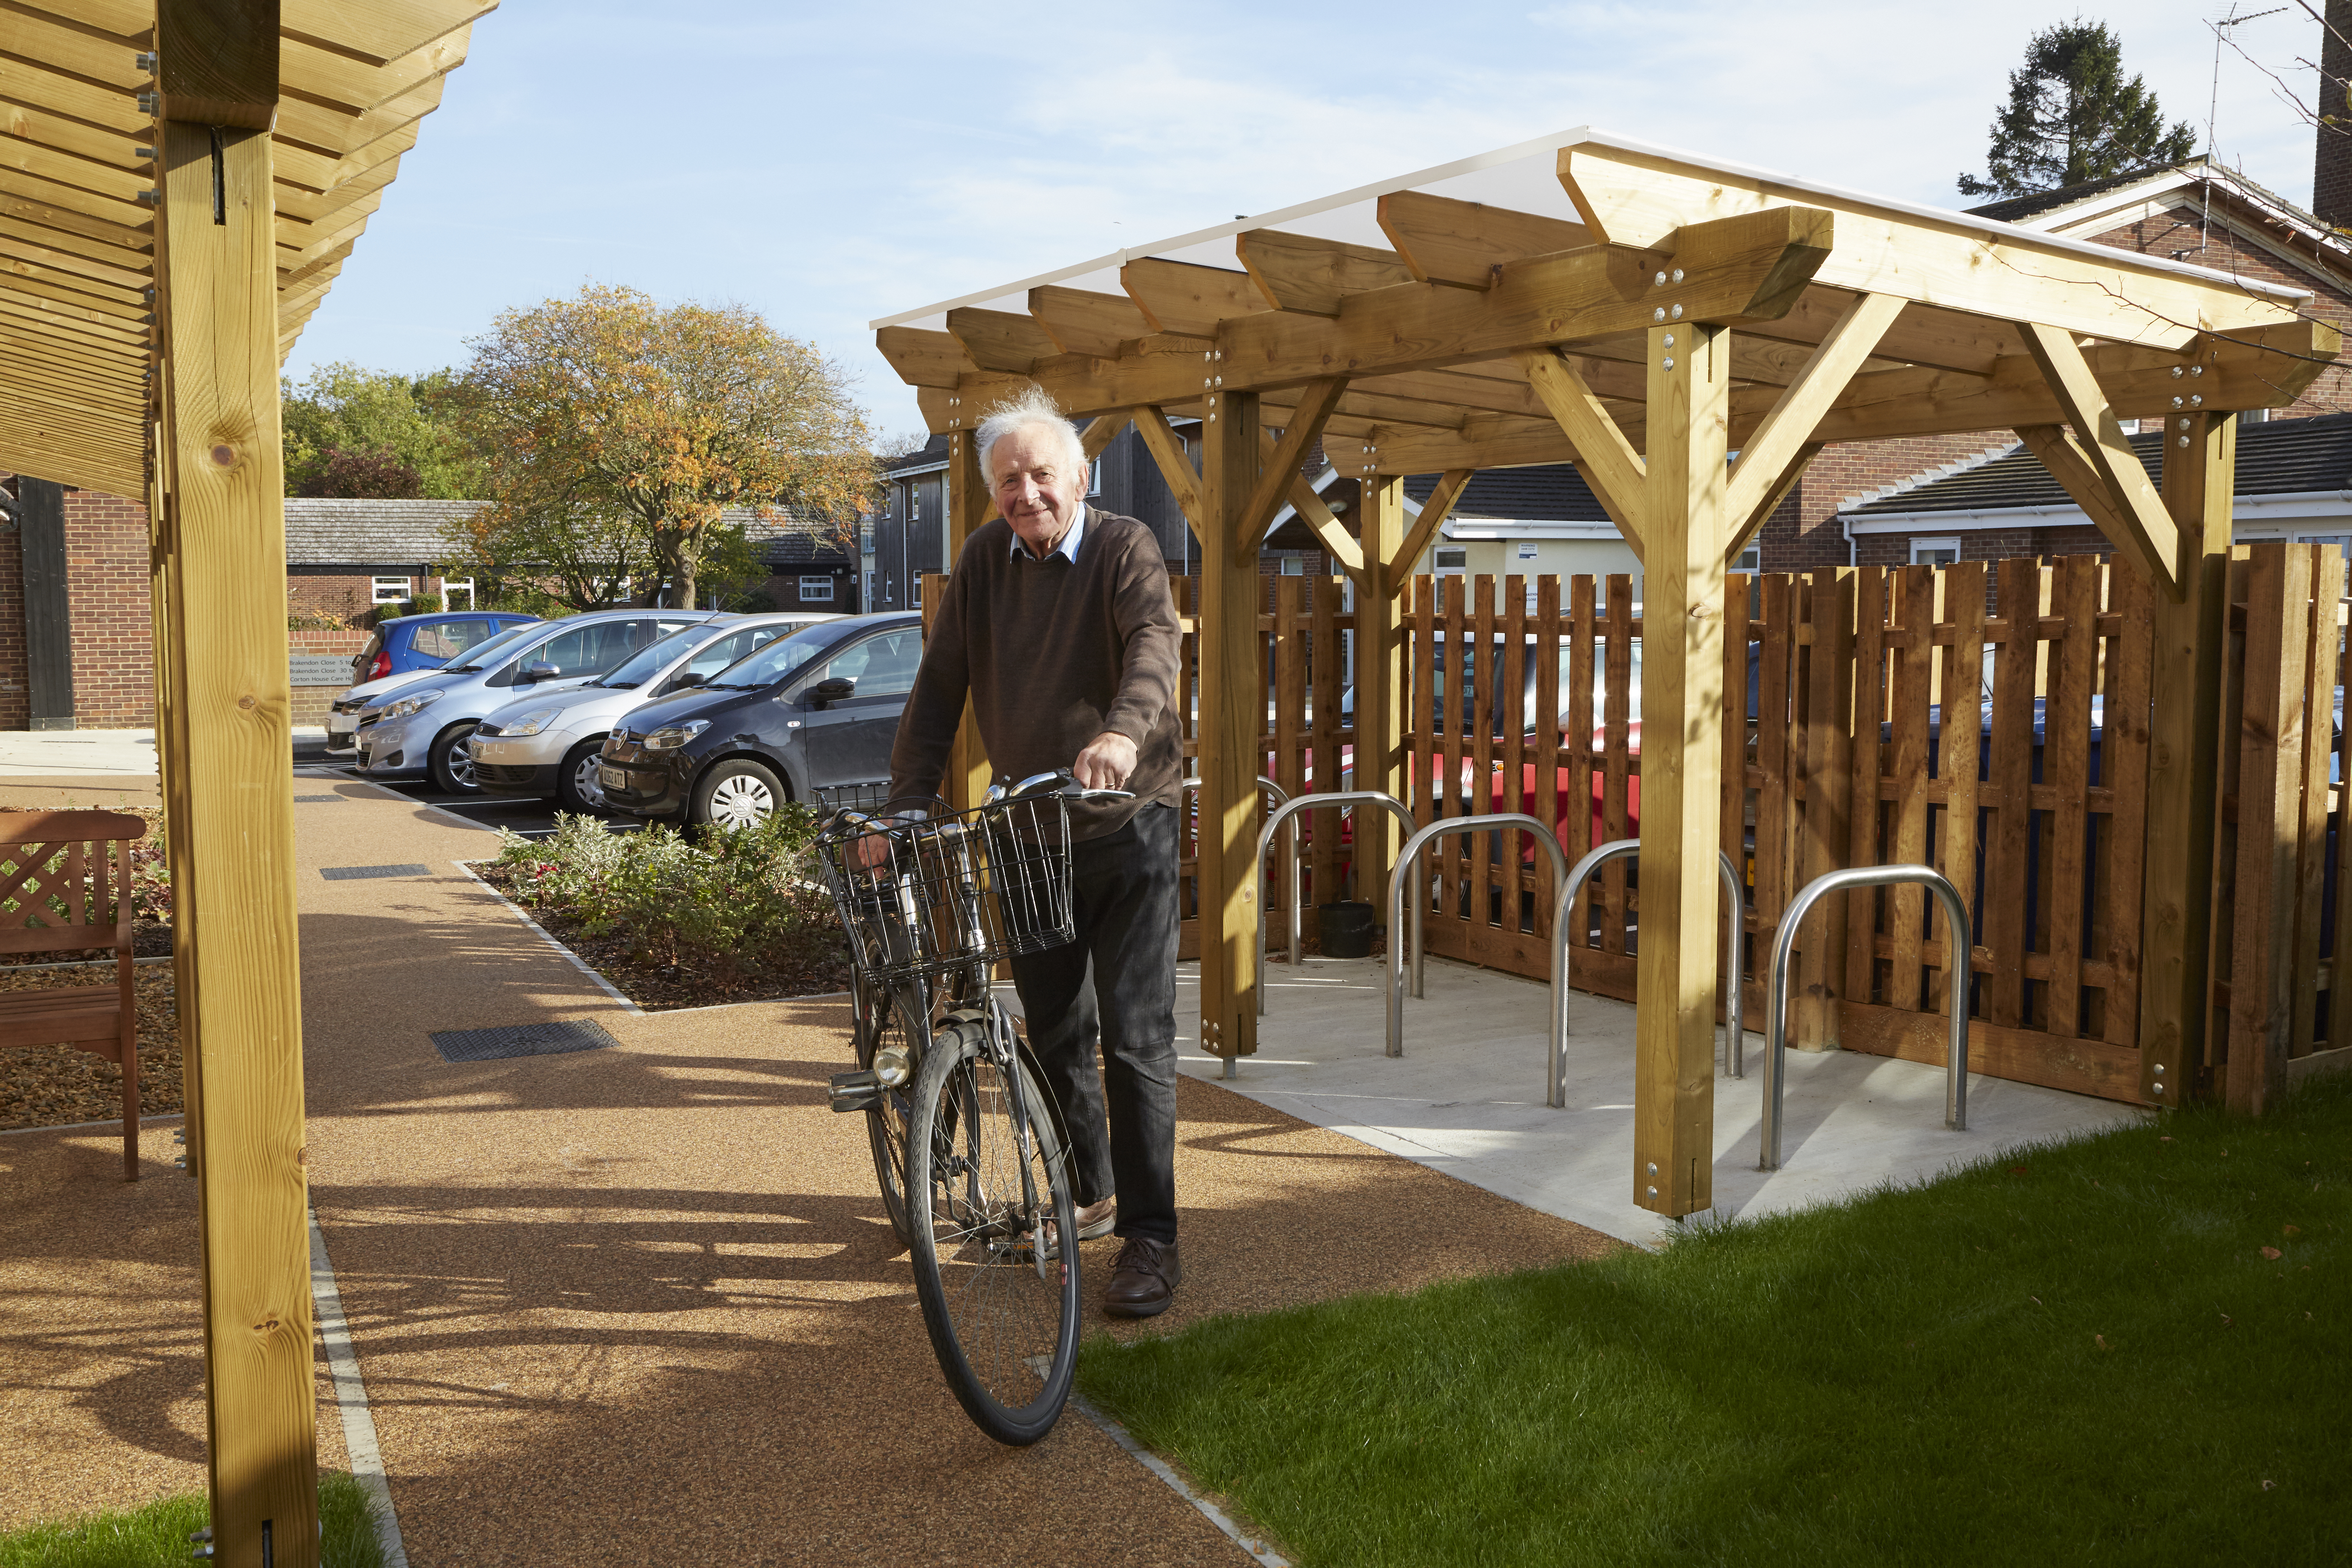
left=812, top=769, right=1128, bottom=1445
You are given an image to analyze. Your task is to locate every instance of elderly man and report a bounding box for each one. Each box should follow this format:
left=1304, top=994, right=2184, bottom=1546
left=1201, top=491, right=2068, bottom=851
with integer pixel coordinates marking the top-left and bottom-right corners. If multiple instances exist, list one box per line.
left=886, top=388, right=1186, bottom=1317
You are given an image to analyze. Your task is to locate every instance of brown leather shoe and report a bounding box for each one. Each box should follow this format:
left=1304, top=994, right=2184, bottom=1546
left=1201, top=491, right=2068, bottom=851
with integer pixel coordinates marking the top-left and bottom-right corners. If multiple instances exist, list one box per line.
left=1102, top=1236, right=1180, bottom=1318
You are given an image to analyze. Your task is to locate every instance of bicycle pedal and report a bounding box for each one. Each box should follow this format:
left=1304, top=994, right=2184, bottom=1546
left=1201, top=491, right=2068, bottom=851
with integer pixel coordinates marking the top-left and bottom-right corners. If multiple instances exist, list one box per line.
left=827, top=1069, right=883, bottom=1113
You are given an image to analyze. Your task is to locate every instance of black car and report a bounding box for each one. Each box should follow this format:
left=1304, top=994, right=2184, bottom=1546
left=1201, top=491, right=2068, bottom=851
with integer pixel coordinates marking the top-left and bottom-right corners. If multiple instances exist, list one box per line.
left=596, top=613, right=925, bottom=827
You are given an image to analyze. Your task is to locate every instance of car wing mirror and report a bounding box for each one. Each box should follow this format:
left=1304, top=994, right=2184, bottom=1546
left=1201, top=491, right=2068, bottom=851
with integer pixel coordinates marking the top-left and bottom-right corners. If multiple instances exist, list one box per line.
left=522, top=661, right=559, bottom=682
left=807, top=676, right=856, bottom=709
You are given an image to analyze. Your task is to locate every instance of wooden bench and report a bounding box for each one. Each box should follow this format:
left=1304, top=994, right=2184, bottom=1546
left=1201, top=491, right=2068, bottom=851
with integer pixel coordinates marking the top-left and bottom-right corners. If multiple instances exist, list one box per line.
left=0, top=810, right=150, bottom=1179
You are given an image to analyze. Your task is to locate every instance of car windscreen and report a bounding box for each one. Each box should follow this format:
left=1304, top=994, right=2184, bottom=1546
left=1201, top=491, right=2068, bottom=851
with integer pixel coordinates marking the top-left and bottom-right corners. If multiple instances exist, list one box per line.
left=593, top=623, right=721, bottom=690
left=706, top=622, right=866, bottom=689
left=440, top=622, right=538, bottom=671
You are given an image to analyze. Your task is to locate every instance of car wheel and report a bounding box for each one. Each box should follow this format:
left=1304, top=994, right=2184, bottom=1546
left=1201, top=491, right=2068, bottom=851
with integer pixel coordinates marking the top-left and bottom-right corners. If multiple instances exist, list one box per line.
left=694, top=758, right=783, bottom=830
left=557, top=739, right=607, bottom=815
left=428, top=723, right=482, bottom=796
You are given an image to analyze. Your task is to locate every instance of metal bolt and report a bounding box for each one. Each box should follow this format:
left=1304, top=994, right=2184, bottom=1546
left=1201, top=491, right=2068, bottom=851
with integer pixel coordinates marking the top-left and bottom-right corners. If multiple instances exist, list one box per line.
left=2179, top=417, right=2191, bottom=430
left=1671, top=268, right=1684, bottom=284
left=136, top=51, right=157, bottom=71
left=138, top=189, right=157, bottom=205
left=1647, top=1162, right=1658, bottom=1176
left=2178, top=436, right=2190, bottom=447
left=1203, top=351, right=1212, bottom=362
left=2172, top=396, right=2183, bottom=408
left=1653, top=271, right=1667, bottom=287
left=1653, top=307, right=1666, bottom=322
left=1214, top=375, right=1221, bottom=386
left=1671, top=304, right=1684, bottom=319
left=2193, top=365, right=2205, bottom=376
left=1207, top=413, right=1216, bottom=422
left=2171, top=366, right=2185, bottom=378
left=1661, top=357, right=1675, bottom=370
left=1646, top=1185, right=1659, bottom=1198
left=2153, top=1063, right=2165, bottom=1074
left=135, top=145, right=155, bottom=160
left=2190, top=395, right=2203, bottom=406
left=137, top=91, right=158, bottom=114
left=1662, top=333, right=1675, bottom=348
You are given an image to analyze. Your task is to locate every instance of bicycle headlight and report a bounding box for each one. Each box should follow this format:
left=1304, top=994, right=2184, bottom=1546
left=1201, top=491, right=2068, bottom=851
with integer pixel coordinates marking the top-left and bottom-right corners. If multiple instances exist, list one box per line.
left=873, top=1042, right=913, bottom=1088
left=381, top=690, right=442, bottom=721
left=644, top=720, right=710, bottom=751
left=502, top=706, right=563, bottom=737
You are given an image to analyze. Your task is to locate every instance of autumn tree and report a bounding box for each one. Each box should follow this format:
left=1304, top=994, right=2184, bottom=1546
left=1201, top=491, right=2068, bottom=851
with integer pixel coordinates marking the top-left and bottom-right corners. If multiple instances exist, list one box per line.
left=281, top=362, right=483, bottom=498
left=450, top=490, right=650, bottom=614
left=450, top=285, right=874, bottom=609
left=1958, top=20, right=2198, bottom=199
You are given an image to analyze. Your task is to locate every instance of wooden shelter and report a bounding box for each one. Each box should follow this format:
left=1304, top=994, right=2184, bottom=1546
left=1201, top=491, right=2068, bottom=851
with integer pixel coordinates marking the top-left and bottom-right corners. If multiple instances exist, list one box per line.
left=4, top=3, right=487, bottom=1563
left=871, top=129, right=2337, bottom=1216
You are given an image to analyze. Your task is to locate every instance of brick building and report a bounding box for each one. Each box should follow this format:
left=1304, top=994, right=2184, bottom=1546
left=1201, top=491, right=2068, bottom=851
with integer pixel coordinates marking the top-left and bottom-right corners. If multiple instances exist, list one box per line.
left=0, top=477, right=155, bottom=730
left=286, top=498, right=486, bottom=624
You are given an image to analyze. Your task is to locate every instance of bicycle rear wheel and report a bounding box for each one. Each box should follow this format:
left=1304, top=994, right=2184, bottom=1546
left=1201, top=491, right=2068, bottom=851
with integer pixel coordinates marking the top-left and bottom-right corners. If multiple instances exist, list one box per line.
left=906, top=1015, right=1079, bottom=1445
left=852, top=975, right=923, bottom=1249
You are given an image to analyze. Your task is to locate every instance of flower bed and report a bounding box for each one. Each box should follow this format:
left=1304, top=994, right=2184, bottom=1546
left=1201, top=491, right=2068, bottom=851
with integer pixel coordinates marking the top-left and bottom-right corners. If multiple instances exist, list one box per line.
left=477, top=811, right=854, bottom=1010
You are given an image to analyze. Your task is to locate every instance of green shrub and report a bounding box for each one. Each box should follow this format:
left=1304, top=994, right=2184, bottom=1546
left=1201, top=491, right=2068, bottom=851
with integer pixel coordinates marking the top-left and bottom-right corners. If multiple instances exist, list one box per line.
left=402, top=592, right=443, bottom=615
left=490, top=808, right=835, bottom=974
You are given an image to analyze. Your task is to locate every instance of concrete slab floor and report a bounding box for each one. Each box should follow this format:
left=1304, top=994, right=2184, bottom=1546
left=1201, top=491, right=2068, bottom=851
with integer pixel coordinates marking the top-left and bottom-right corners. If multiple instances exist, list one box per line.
left=1172, top=954, right=2148, bottom=1248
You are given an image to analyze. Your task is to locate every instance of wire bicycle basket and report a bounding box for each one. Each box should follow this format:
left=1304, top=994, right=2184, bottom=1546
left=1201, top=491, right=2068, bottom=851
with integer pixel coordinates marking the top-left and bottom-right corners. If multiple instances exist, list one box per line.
left=814, top=791, right=1079, bottom=986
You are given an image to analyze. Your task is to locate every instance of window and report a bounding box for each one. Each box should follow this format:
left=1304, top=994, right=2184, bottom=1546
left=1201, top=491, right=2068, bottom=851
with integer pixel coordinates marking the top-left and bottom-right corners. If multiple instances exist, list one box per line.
left=800, top=575, right=834, bottom=602
left=1911, top=537, right=1961, bottom=567
left=678, top=624, right=789, bottom=684
left=1734, top=542, right=1761, bottom=572
left=811, top=629, right=923, bottom=700
left=1434, top=547, right=1467, bottom=576
left=1516, top=541, right=1539, bottom=560
left=440, top=578, right=476, bottom=611
left=912, top=575, right=923, bottom=608
left=1279, top=556, right=1305, bottom=576
left=372, top=575, right=411, bottom=604
left=407, top=618, right=492, bottom=662
left=525, top=619, right=655, bottom=680
left=1089, top=456, right=1102, bottom=496
left=2296, top=531, right=2352, bottom=561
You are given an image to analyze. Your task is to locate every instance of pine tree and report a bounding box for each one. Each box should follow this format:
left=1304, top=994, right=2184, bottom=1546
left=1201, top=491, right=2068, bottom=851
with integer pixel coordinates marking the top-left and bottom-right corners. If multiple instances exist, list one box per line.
left=1959, top=20, right=2199, bottom=199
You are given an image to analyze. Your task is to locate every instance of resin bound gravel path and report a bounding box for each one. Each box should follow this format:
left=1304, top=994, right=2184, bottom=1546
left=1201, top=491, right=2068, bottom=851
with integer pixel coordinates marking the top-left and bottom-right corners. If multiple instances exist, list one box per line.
left=8, top=782, right=1620, bottom=1563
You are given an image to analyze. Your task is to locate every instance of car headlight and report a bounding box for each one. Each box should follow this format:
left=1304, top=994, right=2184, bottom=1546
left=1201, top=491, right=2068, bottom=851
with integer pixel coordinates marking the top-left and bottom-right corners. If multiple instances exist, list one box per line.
left=643, top=720, right=710, bottom=751
left=502, top=707, right=562, bottom=738
left=382, top=691, right=442, bottom=720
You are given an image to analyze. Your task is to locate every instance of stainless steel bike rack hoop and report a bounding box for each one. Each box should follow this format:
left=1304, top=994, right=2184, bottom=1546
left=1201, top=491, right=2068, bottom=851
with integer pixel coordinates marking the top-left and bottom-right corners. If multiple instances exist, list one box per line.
left=1252, top=790, right=1422, bottom=1015
left=1386, top=815, right=1570, bottom=1095
left=1760, top=863, right=1972, bottom=1171
left=1549, top=841, right=1746, bottom=1108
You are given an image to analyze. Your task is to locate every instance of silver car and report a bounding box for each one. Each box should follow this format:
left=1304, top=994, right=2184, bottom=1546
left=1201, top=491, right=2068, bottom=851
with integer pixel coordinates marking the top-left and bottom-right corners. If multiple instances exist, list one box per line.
left=467, top=613, right=840, bottom=812
left=353, top=607, right=720, bottom=795
left=324, top=620, right=546, bottom=758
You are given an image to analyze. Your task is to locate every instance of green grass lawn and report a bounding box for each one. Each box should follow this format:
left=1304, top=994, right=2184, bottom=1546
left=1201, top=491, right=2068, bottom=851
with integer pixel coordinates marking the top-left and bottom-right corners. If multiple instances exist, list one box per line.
left=1079, top=1073, right=2351, bottom=1567
left=0, top=1473, right=382, bottom=1568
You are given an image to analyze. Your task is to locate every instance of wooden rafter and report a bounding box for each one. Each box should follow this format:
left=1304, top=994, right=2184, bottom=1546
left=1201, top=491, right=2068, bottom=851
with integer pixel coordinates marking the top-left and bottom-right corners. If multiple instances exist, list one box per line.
left=1377, top=189, right=1590, bottom=289
left=1723, top=291, right=1904, bottom=532
left=1121, top=257, right=1267, bottom=335
left=1028, top=284, right=1150, bottom=356
left=2018, top=320, right=2181, bottom=598
left=1236, top=229, right=1416, bottom=315
left=1239, top=377, right=1347, bottom=551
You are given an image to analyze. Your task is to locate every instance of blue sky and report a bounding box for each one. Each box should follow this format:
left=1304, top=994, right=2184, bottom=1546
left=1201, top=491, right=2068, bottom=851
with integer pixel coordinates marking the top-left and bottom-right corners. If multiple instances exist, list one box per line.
left=286, top=1, right=2335, bottom=441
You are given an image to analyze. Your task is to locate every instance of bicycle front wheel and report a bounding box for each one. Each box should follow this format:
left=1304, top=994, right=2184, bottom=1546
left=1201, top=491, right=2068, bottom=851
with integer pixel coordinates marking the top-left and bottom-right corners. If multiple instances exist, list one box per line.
left=853, top=977, right=925, bottom=1250
left=906, top=1015, right=1079, bottom=1445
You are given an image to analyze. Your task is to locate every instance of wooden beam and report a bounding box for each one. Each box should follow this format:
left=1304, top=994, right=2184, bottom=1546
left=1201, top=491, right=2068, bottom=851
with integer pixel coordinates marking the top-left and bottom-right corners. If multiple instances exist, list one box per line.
left=946, top=306, right=1059, bottom=374
left=1517, top=348, right=1646, bottom=563
left=157, top=92, right=320, bottom=1568
left=1121, top=257, right=1268, bottom=335
left=1236, top=229, right=1416, bottom=315
left=1197, top=390, right=1263, bottom=1065
left=1237, top=377, right=1347, bottom=552
left=159, top=0, right=281, bottom=129
left=1632, top=318, right=1728, bottom=1220
left=1723, top=291, right=1904, bottom=533
left=1285, top=476, right=1363, bottom=577
left=2017, top=322, right=2180, bottom=597
left=875, top=325, right=981, bottom=389
left=1377, top=190, right=1591, bottom=289
left=1559, top=140, right=2301, bottom=345
left=1355, top=475, right=1408, bottom=916
left=1722, top=442, right=1821, bottom=569
left=1079, top=413, right=1127, bottom=461
left=1131, top=404, right=1201, bottom=524
left=2138, top=411, right=2234, bottom=1109
left=1390, top=468, right=1473, bottom=576
left=1028, top=284, right=1151, bottom=357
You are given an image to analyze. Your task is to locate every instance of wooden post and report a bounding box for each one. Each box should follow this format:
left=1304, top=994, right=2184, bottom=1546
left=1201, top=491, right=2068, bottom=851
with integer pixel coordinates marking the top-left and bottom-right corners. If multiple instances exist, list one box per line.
left=943, top=429, right=991, bottom=809
left=1197, top=392, right=1261, bottom=1066
left=157, top=67, right=320, bottom=1568
left=1632, top=321, right=1727, bottom=1217
left=2138, top=412, right=2234, bottom=1108
left=1355, top=477, right=1407, bottom=909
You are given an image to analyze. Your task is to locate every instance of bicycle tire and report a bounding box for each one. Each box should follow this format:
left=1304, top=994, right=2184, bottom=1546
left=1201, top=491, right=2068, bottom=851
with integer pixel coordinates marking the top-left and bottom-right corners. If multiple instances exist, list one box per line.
left=906, top=1014, right=1079, bottom=1445
left=852, top=975, right=924, bottom=1249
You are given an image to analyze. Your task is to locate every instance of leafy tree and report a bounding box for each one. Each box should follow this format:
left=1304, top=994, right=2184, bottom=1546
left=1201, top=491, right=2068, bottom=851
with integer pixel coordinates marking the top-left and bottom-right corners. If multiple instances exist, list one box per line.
left=280, top=362, right=484, bottom=498
left=1958, top=20, right=2198, bottom=199
left=449, top=285, right=874, bottom=609
left=450, top=488, right=650, bottom=614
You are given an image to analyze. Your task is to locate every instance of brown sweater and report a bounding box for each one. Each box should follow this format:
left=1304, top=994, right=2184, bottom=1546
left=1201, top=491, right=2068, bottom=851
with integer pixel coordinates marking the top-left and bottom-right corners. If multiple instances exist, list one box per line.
left=889, top=509, right=1183, bottom=838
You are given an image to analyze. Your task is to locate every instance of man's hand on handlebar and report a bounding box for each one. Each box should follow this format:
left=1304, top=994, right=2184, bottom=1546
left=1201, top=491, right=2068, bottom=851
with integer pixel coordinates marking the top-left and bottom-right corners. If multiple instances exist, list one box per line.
left=1073, top=730, right=1138, bottom=792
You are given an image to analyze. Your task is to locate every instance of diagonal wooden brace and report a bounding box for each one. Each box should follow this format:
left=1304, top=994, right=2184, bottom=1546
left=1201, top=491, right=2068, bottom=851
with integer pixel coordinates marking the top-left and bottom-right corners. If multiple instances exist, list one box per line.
left=2018, top=322, right=2181, bottom=599
left=1517, top=348, right=1646, bottom=563
left=1236, top=377, right=1348, bottom=553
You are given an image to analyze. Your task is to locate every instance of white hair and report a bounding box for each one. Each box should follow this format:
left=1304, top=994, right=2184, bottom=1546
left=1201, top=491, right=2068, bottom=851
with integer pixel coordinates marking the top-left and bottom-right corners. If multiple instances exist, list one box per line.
left=975, top=386, right=1088, bottom=486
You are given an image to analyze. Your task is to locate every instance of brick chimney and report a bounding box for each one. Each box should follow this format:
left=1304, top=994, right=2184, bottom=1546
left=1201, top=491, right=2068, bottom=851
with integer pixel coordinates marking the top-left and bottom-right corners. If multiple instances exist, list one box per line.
left=2314, top=0, right=2352, bottom=229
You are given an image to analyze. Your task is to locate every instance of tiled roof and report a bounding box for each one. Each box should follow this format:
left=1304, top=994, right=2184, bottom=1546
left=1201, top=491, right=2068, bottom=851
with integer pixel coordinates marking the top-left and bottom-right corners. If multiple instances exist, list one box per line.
left=1405, top=463, right=1610, bottom=521
left=284, top=498, right=482, bottom=565
left=1842, top=412, right=2352, bottom=518
left=883, top=432, right=951, bottom=476
left=1961, top=164, right=2185, bottom=224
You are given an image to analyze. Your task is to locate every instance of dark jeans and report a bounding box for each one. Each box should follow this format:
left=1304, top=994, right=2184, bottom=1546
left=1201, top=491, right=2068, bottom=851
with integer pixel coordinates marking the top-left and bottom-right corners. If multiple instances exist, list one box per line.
left=1010, top=804, right=1179, bottom=1245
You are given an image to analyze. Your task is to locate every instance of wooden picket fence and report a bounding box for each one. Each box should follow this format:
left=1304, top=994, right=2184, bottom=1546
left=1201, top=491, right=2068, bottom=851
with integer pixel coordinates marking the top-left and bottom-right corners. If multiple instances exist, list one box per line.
left=2207, top=541, right=2352, bottom=1109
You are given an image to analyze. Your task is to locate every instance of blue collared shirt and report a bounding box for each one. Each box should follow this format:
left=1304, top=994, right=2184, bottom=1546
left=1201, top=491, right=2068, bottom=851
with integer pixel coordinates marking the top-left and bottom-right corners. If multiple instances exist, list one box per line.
left=1009, top=505, right=1086, bottom=564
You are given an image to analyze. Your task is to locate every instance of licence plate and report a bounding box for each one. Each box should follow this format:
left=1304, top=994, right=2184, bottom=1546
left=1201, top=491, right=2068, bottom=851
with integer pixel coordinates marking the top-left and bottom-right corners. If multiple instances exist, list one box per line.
left=600, top=766, right=630, bottom=791
left=328, top=716, right=354, bottom=735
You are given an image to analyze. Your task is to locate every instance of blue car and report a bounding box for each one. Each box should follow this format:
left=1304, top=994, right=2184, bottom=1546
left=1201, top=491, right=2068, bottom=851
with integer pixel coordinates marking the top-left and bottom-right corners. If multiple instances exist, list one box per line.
left=349, top=611, right=539, bottom=685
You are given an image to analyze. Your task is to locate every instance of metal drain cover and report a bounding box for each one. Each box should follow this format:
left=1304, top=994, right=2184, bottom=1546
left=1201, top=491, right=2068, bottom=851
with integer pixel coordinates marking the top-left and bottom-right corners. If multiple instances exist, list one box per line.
left=320, top=863, right=429, bottom=881
left=295, top=794, right=342, bottom=803
left=430, top=1019, right=619, bottom=1063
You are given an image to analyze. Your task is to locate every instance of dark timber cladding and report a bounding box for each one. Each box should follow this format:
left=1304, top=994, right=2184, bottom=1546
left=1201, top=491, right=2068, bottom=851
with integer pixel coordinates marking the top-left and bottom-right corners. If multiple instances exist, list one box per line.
left=876, top=126, right=2340, bottom=1217
left=16, top=477, right=75, bottom=729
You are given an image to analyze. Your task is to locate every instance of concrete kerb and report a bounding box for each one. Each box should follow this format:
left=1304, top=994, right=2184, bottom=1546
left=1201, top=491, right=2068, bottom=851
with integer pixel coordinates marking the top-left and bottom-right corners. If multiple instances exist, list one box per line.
left=448, top=859, right=644, bottom=1016
left=310, top=1215, right=410, bottom=1568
